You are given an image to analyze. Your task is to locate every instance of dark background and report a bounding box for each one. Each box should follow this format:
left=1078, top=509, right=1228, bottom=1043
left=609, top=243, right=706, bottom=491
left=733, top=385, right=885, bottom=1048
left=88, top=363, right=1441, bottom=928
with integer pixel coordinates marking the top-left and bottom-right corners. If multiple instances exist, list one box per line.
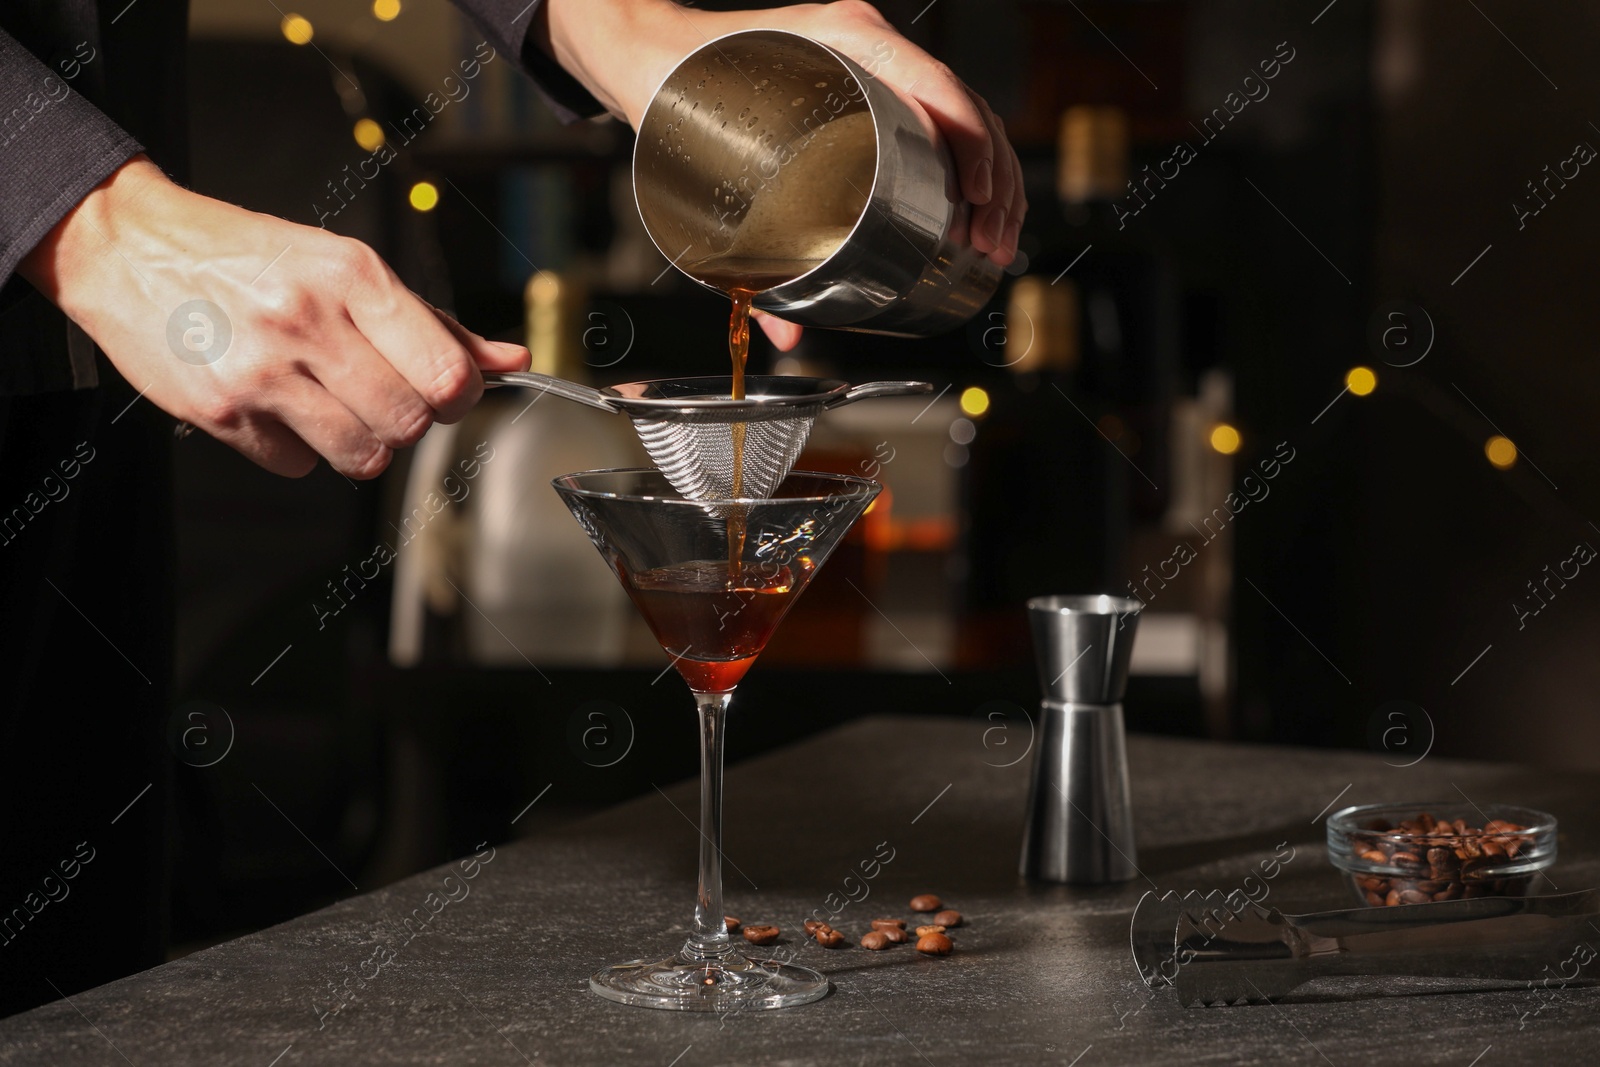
left=156, top=0, right=1600, bottom=956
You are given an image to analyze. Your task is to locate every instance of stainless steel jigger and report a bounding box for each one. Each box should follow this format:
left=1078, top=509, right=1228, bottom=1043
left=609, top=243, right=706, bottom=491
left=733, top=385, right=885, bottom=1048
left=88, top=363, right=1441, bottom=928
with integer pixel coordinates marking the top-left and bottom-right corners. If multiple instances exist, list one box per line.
left=1020, top=595, right=1143, bottom=884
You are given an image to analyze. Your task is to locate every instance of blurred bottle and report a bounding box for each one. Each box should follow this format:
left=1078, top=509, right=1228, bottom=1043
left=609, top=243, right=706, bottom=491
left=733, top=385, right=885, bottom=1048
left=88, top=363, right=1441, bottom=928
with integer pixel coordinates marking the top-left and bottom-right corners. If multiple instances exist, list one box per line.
left=957, top=105, right=1177, bottom=665
left=957, top=273, right=1125, bottom=663
left=460, top=272, right=643, bottom=665
left=390, top=271, right=644, bottom=667
left=1053, top=105, right=1179, bottom=521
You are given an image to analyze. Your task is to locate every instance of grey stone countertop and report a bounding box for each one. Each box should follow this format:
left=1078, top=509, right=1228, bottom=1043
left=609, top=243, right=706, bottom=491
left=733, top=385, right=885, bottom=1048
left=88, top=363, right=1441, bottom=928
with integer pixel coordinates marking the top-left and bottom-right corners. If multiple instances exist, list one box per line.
left=3, top=715, right=1597, bottom=1065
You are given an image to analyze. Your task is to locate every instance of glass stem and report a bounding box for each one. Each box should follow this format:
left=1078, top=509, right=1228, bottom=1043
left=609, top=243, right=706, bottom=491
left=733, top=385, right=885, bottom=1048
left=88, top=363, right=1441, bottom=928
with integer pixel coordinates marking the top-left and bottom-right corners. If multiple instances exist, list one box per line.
left=686, top=690, right=734, bottom=961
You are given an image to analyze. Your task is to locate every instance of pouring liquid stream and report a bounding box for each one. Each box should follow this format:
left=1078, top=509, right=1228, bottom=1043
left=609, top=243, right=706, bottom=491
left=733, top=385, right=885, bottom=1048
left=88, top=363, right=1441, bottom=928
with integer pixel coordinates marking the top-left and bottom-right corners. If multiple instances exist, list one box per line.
left=726, top=287, right=754, bottom=575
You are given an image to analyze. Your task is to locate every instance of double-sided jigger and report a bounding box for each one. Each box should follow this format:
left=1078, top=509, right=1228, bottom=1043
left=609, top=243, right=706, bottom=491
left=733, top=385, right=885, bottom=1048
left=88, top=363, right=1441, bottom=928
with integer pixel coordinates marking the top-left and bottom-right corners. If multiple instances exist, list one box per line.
left=1020, top=595, right=1143, bottom=884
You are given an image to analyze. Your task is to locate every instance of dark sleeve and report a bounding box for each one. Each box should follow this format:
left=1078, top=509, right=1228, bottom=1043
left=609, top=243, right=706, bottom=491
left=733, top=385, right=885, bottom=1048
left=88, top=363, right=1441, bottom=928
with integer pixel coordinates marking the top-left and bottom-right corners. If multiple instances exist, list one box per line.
left=450, top=0, right=607, bottom=123
left=0, top=30, right=142, bottom=290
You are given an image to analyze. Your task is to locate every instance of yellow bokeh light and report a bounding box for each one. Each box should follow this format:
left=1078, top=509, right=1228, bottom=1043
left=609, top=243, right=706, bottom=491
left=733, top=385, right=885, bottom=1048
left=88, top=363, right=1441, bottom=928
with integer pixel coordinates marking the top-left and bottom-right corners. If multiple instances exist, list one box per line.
left=959, top=386, right=990, bottom=418
left=281, top=14, right=314, bottom=45
left=352, top=118, right=385, bottom=151
left=373, top=0, right=402, bottom=21
left=1209, top=423, right=1241, bottom=455
left=1485, top=435, right=1517, bottom=470
left=1346, top=365, right=1377, bottom=396
left=408, top=181, right=440, bottom=212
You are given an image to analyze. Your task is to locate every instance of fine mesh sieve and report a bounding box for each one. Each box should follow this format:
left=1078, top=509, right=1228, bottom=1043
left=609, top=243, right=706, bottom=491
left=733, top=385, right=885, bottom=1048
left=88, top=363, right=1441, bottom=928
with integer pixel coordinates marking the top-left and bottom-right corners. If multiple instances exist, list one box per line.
left=484, top=372, right=931, bottom=500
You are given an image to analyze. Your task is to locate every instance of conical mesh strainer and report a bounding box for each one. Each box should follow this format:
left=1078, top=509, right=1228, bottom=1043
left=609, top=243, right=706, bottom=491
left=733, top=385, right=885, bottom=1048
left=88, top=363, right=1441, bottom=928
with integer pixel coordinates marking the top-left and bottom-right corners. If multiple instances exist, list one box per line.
left=484, top=372, right=931, bottom=500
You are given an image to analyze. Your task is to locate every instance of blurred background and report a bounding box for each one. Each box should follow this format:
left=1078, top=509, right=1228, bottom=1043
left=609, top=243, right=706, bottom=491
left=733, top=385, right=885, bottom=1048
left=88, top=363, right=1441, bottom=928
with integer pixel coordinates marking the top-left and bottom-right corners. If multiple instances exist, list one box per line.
left=167, top=0, right=1600, bottom=954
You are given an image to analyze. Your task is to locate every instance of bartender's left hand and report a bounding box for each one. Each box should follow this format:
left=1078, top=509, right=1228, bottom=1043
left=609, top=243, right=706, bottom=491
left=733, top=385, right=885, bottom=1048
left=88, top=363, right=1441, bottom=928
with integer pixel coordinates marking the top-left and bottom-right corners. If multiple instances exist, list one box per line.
left=534, top=0, right=1026, bottom=352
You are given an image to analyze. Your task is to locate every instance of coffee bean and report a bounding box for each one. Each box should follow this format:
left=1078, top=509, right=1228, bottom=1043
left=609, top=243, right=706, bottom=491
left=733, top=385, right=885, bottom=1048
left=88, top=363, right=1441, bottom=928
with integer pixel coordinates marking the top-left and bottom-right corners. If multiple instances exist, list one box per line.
left=870, top=918, right=906, bottom=932
left=916, top=932, right=953, bottom=955
left=803, top=919, right=822, bottom=935
left=880, top=927, right=909, bottom=944
left=1355, top=811, right=1538, bottom=906
left=910, top=894, right=942, bottom=912
left=725, top=916, right=741, bottom=933
left=915, top=924, right=947, bottom=937
left=861, top=931, right=890, bottom=950
left=1426, top=847, right=1458, bottom=874
left=742, top=925, right=780, bottom=945
left=814, top=926, right=846, bottom=948
left=934, top=910, right=962, bottom=928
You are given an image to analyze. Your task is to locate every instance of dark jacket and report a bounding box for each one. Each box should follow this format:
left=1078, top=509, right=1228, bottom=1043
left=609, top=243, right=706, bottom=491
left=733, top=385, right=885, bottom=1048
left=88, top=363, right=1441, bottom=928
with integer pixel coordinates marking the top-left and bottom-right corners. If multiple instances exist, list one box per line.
left=0, top=0, right=599, bottom=397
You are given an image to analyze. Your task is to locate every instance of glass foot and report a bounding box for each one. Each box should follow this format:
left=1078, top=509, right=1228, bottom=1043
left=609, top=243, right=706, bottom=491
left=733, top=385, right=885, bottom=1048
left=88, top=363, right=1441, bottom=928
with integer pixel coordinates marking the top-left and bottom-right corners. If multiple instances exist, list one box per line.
left=590, top=952, right=831, bottom=1012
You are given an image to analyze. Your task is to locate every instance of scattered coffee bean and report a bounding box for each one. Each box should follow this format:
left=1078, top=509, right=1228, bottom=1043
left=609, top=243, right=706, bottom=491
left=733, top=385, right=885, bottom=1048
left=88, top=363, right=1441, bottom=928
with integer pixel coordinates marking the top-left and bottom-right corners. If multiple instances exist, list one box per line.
left=870, top=918, right=907, bottom=932
left=915, top=924, right=947, bottom=938
left=814, top=926, right=846, bottom=948
left=916, top=932, right=953, bottom=956
left=724, top=916, right=741, bottom=933
left=934, top=910, right=962, bottom=928
left=742, top=925, right=780, bottom=945
left=861, top=931, right=890, bottom=950
left=803, top=919, right=822, bottom=935
left=880, top=927, right=909, bottom=944
left=910, top=894, right=942, bottom=912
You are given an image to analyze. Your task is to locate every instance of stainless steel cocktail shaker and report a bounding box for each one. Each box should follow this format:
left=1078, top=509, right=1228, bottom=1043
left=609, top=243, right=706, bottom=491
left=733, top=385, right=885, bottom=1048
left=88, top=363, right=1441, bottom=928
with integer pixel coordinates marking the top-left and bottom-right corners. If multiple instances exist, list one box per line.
left=633, top=29, right=1002, bottom=336
left=1020, top=595, right=1143, bottom=884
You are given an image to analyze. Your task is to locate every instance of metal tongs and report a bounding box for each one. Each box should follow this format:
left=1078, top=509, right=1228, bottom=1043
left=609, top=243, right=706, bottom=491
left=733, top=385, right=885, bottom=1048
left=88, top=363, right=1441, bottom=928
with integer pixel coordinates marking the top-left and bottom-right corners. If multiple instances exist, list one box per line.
left=1130, top=888, right=1600, bottom=1007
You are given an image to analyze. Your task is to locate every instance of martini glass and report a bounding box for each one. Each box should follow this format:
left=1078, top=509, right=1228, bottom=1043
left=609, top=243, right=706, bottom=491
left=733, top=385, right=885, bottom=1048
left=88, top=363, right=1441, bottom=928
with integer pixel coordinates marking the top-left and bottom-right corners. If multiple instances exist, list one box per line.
left=552, top=468, right=880, bottom=1011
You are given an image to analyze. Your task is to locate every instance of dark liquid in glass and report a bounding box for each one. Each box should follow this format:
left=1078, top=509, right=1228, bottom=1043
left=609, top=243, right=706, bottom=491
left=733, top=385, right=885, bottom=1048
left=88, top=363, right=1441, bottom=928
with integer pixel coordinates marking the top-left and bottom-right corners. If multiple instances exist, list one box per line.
left=618, top=559, right=811, bottom=692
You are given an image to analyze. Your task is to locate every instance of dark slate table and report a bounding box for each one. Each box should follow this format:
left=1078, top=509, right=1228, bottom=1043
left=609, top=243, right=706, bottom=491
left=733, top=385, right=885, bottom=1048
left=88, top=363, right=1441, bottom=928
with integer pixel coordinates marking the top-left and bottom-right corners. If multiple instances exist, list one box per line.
left=3, top=716, right=1597, bottom=1065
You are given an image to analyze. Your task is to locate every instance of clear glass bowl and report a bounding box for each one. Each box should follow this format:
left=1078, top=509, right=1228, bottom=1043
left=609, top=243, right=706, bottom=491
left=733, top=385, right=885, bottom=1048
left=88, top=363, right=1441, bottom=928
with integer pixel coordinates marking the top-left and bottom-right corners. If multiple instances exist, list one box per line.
left=1327, top=803, right=1556, bottom=907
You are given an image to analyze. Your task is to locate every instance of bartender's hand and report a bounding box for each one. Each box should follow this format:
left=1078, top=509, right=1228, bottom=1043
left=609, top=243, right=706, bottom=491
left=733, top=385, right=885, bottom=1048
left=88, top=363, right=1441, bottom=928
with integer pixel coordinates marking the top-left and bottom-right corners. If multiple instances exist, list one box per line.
left=19, top=156, right=529, bottom=478
left=537, top=0, right=1027, bottom=351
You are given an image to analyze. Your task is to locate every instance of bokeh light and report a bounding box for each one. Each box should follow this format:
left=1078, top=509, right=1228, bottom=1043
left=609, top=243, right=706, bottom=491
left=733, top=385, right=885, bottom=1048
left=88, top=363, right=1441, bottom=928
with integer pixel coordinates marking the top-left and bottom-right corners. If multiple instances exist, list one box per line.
left=373, top=0, right=402, bottom=21
left=408, top=181, right=440, bottom=212
left=281, top=14, right=314, bottom=45
left=353, top=118, right=385, bottom=151
left=959, top=386, right=990, bottom=418
left=1346, top=365, right=1377, bottom=396
left=1485, top=435, right=1517, bottom=470
left=1209, top=423, right=1241, bottom=455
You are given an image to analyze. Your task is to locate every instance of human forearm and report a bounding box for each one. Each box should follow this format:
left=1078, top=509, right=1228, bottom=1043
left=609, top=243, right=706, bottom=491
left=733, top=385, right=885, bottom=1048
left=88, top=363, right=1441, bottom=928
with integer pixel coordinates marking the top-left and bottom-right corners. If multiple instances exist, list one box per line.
left=20, top=156, right=528, bottom=478
left=535, top=0, right=696, bottom=126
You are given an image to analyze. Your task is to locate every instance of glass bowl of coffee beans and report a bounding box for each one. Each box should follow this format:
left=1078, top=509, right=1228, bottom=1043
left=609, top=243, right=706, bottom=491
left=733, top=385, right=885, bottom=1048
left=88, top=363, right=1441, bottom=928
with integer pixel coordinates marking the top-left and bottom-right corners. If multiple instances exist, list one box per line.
left=1327, top=803, right=1556, bottom=907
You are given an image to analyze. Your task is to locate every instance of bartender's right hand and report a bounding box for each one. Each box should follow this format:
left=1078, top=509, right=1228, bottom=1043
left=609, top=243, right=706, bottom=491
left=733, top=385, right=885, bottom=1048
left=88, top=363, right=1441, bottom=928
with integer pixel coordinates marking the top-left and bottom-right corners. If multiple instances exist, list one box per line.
left=19, top=155, right=530, bottom=478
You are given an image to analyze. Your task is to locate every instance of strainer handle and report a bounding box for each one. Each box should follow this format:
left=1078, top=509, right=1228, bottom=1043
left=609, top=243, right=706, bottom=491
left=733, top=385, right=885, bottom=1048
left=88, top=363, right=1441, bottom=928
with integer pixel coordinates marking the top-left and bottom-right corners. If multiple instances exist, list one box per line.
left=482, top=371, right=619, bottom=412
left=826, top=381, right=936, bottom=408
